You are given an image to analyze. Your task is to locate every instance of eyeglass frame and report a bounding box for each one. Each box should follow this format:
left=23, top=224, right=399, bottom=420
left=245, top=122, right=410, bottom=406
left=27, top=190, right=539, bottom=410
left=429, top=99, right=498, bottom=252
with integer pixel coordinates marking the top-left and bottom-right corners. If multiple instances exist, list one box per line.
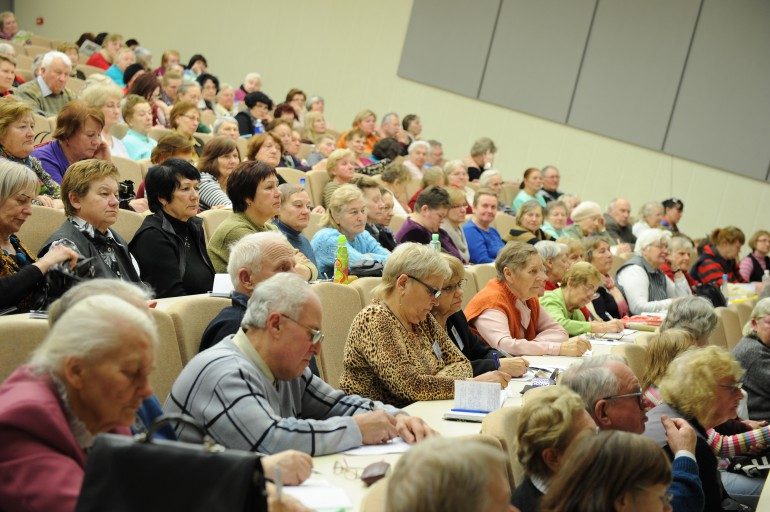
left=601, top=390, right=644, bottom=410
left=280, top=314, right=324, bottom=345
left=406, top=274, right=442, bottom=299
left=717, top=382, right=743, bottom=393
left=441, top=278, right=467, bottom=294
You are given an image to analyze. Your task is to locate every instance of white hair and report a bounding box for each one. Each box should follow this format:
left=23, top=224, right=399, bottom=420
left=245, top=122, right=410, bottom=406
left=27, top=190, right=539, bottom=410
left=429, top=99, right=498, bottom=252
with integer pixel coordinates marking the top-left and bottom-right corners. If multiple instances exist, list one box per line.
left=0, top=42, right=14, bottom=57
left=241, top=273, right=312, bottom=330
left=534, top=240, right=567, bottom=262
left=634, top=228, right=671, bottom=255
left=478, top=169, right=502, bottom=187
left=408, top=140, right=430, bottom=154
left=47, top=278, right=153, bottom=325
left=41, top=50, right=72, bottom=69
left=244, top=72, right=261, bottom=82
left=226, top=231, right=290, bottom=288
left=30, top=295, right=157, bottom=374
left=213, top=116, right=238, bottom=134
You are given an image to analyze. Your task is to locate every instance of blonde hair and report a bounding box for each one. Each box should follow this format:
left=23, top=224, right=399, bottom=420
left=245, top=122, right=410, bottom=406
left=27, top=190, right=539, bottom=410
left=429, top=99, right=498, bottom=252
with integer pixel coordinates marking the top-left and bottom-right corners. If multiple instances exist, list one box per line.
left=562, top=261, right=601, bottom=288
left=325, top=148, right=354, bottom=178
left=420, top=167, right=445, bottom=189
left=61, top=160, right=120, bottom=217
left=442, top=252, right=465, bottom=282
left=319, top=184, right=363, bottom=230
left=0, top=98, right=33, bottom=140
left=79, top=83, right=124, bottom=109
left=303, top=111, right=326, bottom=143
left=373, top=242, right=449, bottom=299
left=748, top=230, right=770, bottom=251
left=517, top=386, right=589, bottom=479
left=444, top=186, right=467, bottom=208
left=640, top=328, right=695, bottom=389
left=558, top=237, right=584, bottom=260
left=351, top=109, right=376, bottom=128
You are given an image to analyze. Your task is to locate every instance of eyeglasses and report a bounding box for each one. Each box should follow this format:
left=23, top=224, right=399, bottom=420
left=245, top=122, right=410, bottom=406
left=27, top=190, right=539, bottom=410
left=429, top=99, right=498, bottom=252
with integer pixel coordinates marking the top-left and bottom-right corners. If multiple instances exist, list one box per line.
left=601, top=390, right=644, bottom=410
left=441, top=279, right=467, bottom=294
left=182, top=114, right=200, bottom=122
left=407, top=274, right=441, bottom=299
left=717, top=382, right=743, bottom=393
left=333, top=458, right=363, bottom=480
left=280, top=314, right=324, bottom=345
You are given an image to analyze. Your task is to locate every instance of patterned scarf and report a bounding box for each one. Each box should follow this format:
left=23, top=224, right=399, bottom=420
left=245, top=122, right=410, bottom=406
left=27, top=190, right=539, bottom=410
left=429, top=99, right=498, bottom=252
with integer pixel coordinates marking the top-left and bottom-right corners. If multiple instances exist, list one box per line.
left=0, top=144, right=61, bottom=199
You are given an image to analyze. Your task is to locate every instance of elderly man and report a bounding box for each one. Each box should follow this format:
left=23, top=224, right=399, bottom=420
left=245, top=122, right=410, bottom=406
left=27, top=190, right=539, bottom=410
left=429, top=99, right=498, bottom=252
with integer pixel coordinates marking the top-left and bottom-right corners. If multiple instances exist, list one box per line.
left=16, top=51, right=75, bottom=116
left=426, top=139, right=445, bottom=168
left=379, top=112, right=400, bottom=139
left=166, top=273, right=434, bottom=456
left=604, top=197, right=637, bottom=245
left=562, top=355, right=704, bottom=512
left=537, top=165, right=563, bottom=203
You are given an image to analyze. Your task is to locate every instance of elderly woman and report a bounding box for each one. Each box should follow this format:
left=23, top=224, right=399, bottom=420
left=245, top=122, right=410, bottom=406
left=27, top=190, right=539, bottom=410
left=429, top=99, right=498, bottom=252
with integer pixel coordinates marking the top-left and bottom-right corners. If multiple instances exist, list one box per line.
left=338, top=109, right=378, bottom=154
left=739, top=230, right=770, bottom=283
left=0, top=295, right=156, bottom=511
left=31, top=101, right=109, bottom=184
left=321, top=148, right=356, bottom=209
left=213, top=116, right=240, bottom=140
left=339, top=243, right=508, bottom=408
left=462, top=188, right=505, bottom=264
left=734, top=298, right=770, bottom=422
left=562, top=201, right=608, bottom=241
left=396, top=186, right=463, bottom=261
left=444, top=159, right=475, bottom=212
left=311, top=184, right=390, bottom=279
left=659, top=296, right=716, bottom=345
left=465, top=241, right=589, bottom=356
left=660, top=234, right=698, bottom=292
left=246, top=132, right=282, bottom=168
left=632, top=201, right=665, bottom=238
left=508, top=200, right=553, bottom=244
left=535, top=240, right=569, bottom=291
left=38, top=159, right=140, bottom=282
left=542, top=200, right=569, bottom=239
left=694, top=226, right=747, bottom=286
left=615, top=229, right=691, bottom=314
left=512, top=167, right=546, bottom=212
left=402, top=140, right=429, bottom=180
left=0, top=99, right=61, bottom=207
left=512, top=386, right=597, bottom=510
left=127, top=73, right=170, bottom=129
left=196, top=136, right=239, bottom=210
left=275, top=183, right=316, bottom=265
left=407, top=167, right=445, bottom=211
left=584, top=236, right=629, bottom=319
left=213, top=84, right=236, bottom=118
left=120, top=94, right=157, bottom=161
left=150, top=133, right=195, bottom=164
left=644, top=346, right=750, bottom=511
left=561, top=237, right=585, bottom=267
left=78, top=83, right=129, bottom=159
left=463, top=137, right=496, bottom=182
left=85, top=33, right=123, bottom=69
left=0, top=161, right=78, bottom=312
left=379, top=161, right=411, bottom=215
left=432, top=254, right=528, bottom=377
left=441, top=187, right=471, bottom=263
left=478, top=168, right=513, bottom=215
left=129, top=159, right=214, bottom=298
left=169, top=100, right=205, bottom=158
left=0, top=54, right=16, bottom=96
left=303, top=111, right=327, bottom=144
left=542, top=431, right=673, bottom=512
left=306, top=134, right=336, bottom=169
left=540, top=262, right=625, bottom=335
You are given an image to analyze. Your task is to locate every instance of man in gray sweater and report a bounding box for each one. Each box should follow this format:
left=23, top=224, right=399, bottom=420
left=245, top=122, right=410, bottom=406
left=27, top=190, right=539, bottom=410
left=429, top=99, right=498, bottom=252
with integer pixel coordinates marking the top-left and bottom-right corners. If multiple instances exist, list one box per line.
left=165, top=272, right=435, bottom=456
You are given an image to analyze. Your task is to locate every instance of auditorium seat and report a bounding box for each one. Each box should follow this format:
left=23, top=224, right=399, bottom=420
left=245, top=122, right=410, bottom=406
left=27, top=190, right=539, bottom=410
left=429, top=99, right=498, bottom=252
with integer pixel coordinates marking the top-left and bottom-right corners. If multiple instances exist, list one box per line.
left=610, top=343, right=647, bottom=381
left=481, top=406, right=524, bottom=488
left=493, top=212, right=517, bottom=242
left=349, top=277, right=381, bottom=307
left=0, top=315, right=49, bottom=381
left=149, top=127, right=172, bottom=141
left=388, top=214, right=406, bottom=234
left=715, top=307, right=742, bottom=349
left=197, top=208, right=231, bottom=242
left=729, top=302, right=752, bottom=331
left=460, top=272, right=479, bottom=308
left=17, top=205, right=65, bottom=255
left=276, top=166, right=306, bottom=186
left=707, top=310, right=728, bottom=349
left=162, top=295, right=231, bottom=364
left=76, top=63, right=104, bottom=77
left=305, top=169, right=329, bottom=208
left=111, top=209, right=150, bottom=244
left=32, top=113, right=51, bottom=142
left=67, top=77, right=85, bottom=94
left=147, top=308, right=184, bottom=401
left=301, top=211, right=323, bottom=240
left=466, top=263, right=496, bottom=291
left=111, top=156, right=143, bottom=185
left=23, top=44, right=50, bottom=57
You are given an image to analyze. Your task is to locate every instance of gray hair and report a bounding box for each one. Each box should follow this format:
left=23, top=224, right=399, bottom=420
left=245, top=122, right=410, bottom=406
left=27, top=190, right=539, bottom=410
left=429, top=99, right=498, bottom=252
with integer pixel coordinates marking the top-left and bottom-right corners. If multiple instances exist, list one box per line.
left=213, top=116, right=238, bottom=134
left=407, top=140, right=430, bottom=154
left=442, top=159, right=465, bottom=176
left=41, top=50, right=72, bottom=69
left=227, top=231, right=290, bottom=288
left=542, top=165, right=559, bottom=176
left=244, top=72, right=261, bottom=82
left=178, top=80, right=201, bottom=96
left=640, top=201, right=663, bottom=219
left=305, top=95, right=323, bottom=110
left=0, top=160, right=38, bottom=204
left=534, top=240, right=567, bottom=262
left=0, top=42, right=14, bottom=56
left=634, top=228, right=671, bottom=255
left=495, top=241, right=537, bottom=280
left=427, top=139, right=442, bottom=149
left=470, top=136, right=496, bottom=157
left=478, top=169, right=502, bottom=188
left=242, top=272, right=312, bottom=329
left=745, top=297, right=770, bottom=336
left=381, top=112, right=398, bottom=124
left=30, top=295, right=157, bottom=373
left=669, top=235, right=694, bottom=254
left=78, top=83, right=124, bottom=109
left=659, top=296, right=717, bottom=341
left=561, top=354, right=627, bottom=413
left=47, top=279, right=153, bottom=325
left=373, top=242, right=451, bottom=299
left=133, top=46, right=152, bottom=67
left=386, top=437, right=508, bottom=512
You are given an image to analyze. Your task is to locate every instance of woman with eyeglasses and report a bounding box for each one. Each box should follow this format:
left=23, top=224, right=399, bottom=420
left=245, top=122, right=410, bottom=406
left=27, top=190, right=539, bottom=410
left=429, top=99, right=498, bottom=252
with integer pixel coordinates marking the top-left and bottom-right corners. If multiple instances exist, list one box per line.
left=539, top=262, right=624, bottom=336
left=432, top=254, right=528, bottom=377
left=644, top=345, right=756, bottom=511
left=339, top=243, right=511, bottom=408
left=169, top=100, right=205, bottom=159
left=734, top=298, right=770, bottom=423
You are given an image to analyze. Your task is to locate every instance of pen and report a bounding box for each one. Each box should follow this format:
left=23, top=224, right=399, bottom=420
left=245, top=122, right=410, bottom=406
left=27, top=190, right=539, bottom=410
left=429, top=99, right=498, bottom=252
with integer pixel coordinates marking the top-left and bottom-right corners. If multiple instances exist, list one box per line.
left=492, top=351, right=500, bottom=369
left=450, top=408, right=490, bottom=414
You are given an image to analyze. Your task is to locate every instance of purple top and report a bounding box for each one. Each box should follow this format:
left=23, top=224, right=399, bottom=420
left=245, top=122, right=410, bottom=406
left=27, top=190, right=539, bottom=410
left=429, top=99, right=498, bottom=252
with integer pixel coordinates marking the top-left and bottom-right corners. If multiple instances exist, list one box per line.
left=30, top=140, right=70, bottom=184
left=395, top=216, right=465, bottom=262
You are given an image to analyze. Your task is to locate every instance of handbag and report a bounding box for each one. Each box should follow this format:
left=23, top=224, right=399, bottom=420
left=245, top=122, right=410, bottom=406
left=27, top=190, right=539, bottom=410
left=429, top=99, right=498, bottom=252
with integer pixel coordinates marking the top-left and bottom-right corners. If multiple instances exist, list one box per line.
left=75, top=413, right=267, bottom=512
left=349, top=259, right=384, bottom=277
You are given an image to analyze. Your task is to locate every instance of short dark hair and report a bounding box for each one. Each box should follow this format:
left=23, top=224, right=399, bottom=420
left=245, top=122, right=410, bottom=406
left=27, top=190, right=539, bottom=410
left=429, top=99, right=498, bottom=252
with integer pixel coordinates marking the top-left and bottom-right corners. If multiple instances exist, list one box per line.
left=402, top=114, right=418, bottom=131
left=144, top=158, right=201, bottom=213
left=128, top=73, right=160, bottom=101
left=226, top=160, right=277, bottom=213
left=196, top=72, right=220, bottom=93
left=372, top=137, right=405, bottom=160
left=273, top=103, right=297, bottom=120
left=245, top=91, right=273, bottom=111
left=415, top=186, right=450, bottom=211
left=186, top=54, right=207, bottom=69
left=662, top=198, right=684, bottom=212
left=122, top=63, right=145, bottom=86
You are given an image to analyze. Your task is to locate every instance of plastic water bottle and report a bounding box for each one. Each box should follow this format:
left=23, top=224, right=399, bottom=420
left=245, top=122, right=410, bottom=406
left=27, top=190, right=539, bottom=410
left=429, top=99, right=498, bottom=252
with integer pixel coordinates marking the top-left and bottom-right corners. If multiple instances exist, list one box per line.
left=333, top=234, right=349, bottom=284
left=721, top=273, right=729, bottom=301
left=430, top=233, right=441, bottom=252
left=299, top=177, right=306, bottom=188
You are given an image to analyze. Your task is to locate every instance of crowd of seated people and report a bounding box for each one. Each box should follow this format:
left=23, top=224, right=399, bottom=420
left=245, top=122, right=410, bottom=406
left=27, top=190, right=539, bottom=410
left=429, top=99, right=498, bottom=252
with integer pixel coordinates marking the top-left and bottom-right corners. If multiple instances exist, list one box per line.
left=3, top=17, right=770, bottom=511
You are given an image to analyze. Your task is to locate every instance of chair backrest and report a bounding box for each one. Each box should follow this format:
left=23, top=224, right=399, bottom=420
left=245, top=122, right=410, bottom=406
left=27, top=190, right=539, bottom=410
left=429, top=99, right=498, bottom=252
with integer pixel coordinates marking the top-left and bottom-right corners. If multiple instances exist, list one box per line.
left=715, top=307, right=742, bottom=349
left=149, top=127, right=172, bottom=141
left=493, top=212, right=517, bottom=242
left=729, top=302, right=752, bottom=331
left=610, top=343, right=647, bottom=381
left=707, top=310, right=728, bottom=349
left=298, top=143, right=314, bottom=160
left=301, top=211, right=324, bottom=241
left=610, top=255, right=627, bottom=278
left=111, top=209, right=150, bottom=244
left=197, top=209, right=232, bottom=243
left=15, top=54, right=33, bottom=69
left=33, top=113, right=51, bottom=140
left=111, top=123, right=129, bottom=140
left=499, top=183, right=518, bottom=208
left=312, top=282, right=364, bottom=387
left=76, top=64, right=105, bottom=77
left=17, top=205, right=65, bottom=255
left=67, top=77, right=85, bottom=94
left=389, top=214, right=406, bottom=234
left=467, top=263, right=497, bottom=291
left=111, top=156, right=144, bottom=184
left=305, top=169, right=329, bottom=208
left=147, top=308, right=184, bottom=401
left=349, top=277, right=382, bottom=307
left=460, top=270, right=479, bottom=308
left=24, top=44, right=50, bottom=57
left=276, top=167, right=307, bottom=187
left=481, top=406, right=524, bottom=488
left=162, top=295, right=231, bottom=364
left=28, top=34, right=54, bottom=48
left=0, top=315, right=50, bottom=381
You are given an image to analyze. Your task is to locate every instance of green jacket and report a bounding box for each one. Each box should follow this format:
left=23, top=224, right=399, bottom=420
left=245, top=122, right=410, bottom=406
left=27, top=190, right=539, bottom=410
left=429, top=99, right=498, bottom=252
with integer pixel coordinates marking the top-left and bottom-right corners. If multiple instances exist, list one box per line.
left=539, top=288, right=591, bottom=335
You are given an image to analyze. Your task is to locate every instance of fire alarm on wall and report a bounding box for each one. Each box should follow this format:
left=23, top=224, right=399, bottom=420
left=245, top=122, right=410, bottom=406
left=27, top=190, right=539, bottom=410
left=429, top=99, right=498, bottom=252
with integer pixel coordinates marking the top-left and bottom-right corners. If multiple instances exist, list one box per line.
left=36, top=17, right=44, bottom=26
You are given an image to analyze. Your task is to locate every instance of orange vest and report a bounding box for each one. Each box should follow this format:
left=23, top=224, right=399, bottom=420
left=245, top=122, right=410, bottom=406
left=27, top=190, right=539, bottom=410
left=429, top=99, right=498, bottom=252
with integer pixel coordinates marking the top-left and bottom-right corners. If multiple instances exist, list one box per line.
left=464, top=278, right=540, bottom=340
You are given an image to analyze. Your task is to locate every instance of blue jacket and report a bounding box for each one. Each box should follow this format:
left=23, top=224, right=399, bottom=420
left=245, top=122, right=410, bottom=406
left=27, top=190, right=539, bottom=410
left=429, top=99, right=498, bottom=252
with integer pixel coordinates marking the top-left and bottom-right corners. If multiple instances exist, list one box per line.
left=462, top=219, right=504, bottom=263
left=310, top=227, right=390, bottom=279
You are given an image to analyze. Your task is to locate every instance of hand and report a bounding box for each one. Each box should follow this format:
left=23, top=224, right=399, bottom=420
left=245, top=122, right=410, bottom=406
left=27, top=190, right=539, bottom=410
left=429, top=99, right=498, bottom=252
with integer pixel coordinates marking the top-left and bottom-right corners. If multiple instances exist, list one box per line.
left=473, top=370, right=512, bottom=388
left=51, top=198, right=64, bottom=209
left=353, top=411, right=398, bottom=445
left=266, top=482, right=312, bottom=512
left=394, top=415, right=436, bottom=444
left=499, top=357, right=529, bottom=377
left=592, top=319, right=624, bottom=333
left=559, top=336, right=592, bottom=356
left=129, top=198, right=149, bottom=213
left=615, top=243, right=632, bottom=255
left=35, top=195, right=53, bottom=207
left=261, top=450, right=313, bottom=485
left=311, top=205, right=325, bottom=214
left=93, top=140, right=111, bottom=161
left=292, top=251, right=313, bottom=281
left=742, top=418, right=768, bottom=430
left=34, top=244, right=79, bottom=273
left=662, top=415, right=696, bottom=454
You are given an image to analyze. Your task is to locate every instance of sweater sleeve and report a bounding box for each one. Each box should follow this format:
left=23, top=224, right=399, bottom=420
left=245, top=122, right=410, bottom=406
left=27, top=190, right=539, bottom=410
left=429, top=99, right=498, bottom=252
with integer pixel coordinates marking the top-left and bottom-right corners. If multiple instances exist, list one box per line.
left=669, top=455, right=705, bottom=512
left=130, top=227, right=187, bottom=298
left=350, top=231, right=390, bottom=264
left=707, top=425, right=770, bottom=457
left=739, top=256, right=756, bottom=283
left=616, top=265, right=672, bottom=314
left=474, top=309, right=563, bottom=356
left=539, top=292, right=591, bottom=335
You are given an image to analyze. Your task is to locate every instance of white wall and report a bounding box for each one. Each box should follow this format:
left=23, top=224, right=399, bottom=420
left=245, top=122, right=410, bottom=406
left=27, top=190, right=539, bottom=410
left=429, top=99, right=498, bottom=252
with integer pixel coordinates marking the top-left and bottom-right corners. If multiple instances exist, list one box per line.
left=16, top=0, right=770, bottom=238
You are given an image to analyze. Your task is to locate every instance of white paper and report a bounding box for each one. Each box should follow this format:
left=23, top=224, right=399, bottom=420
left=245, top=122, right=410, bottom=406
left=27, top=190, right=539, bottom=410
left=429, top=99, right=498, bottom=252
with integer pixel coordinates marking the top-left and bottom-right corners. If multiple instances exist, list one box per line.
left=283, top=477, right=352, bottom=510
left=509, top=370, right=535, bottom=381
left=211, top=274, right=234, bottom=296
left=342, top=437, right=411, bottom=455
left=453, top=380, right=501, bottom=412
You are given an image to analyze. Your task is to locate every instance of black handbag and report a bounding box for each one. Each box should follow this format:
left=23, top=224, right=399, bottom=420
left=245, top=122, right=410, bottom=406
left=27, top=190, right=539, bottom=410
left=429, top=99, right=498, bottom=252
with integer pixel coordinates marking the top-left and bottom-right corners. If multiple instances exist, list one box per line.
left=349, top=259, right=384, bottom=277
left=75, top=413, right=267, bottom=512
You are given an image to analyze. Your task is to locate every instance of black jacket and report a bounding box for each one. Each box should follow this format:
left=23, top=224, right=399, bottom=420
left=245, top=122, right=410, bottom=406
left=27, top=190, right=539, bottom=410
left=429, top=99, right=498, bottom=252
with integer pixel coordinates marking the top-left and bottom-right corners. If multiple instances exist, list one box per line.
left=445, top=310, right=500, bottom=376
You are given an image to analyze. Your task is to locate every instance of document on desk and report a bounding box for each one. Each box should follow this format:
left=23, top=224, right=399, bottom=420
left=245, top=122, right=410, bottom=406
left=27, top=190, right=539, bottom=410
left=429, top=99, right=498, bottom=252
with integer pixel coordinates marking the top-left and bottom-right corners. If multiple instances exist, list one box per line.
left=283, top=477, right=352, bottom=510
left=342, top=437, right=411, bottom=455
